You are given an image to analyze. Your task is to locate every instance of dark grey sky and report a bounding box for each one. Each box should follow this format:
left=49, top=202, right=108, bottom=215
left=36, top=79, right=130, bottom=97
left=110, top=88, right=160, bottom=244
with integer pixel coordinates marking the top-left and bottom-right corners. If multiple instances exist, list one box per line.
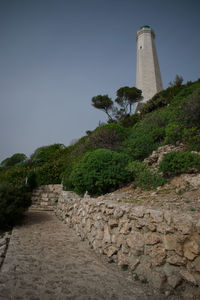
left=0, top=0, right=199, bottom=161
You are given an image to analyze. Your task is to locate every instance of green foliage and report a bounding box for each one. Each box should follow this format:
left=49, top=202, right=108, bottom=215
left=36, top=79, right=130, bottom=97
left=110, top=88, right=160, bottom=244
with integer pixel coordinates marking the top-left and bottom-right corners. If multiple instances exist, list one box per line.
left=0, top=166, right=30, bottom=186
left=87, top=124, right=130, bottom=150
left=164, top=123, right=183, bottom=145
left=119, top=113, right=140, bottom=128
left=29, top=144, right=65, bottom=166
left=35, top=159, right=68, bottom=186
left=122, top=132, right=158, bottom=161
left=164, top=86, right=200, bottom=150
left=121, top=109, right=168, bottom=160
left=1, top=153, right=27, bottom=167
left=177, top=88, right=200, bottom=126
left=70, top=124, right=130, bottom=162
left=63, top=149, right=130, bottom=195
left=169, top=75, right=184, bottom=87
left=115, top=86, right=142, bottom=114
left=139, top=85, right=183, bottom=115
left=91, top=95, right=114, bottom=120
left=159, top=151, right=200, bottom=176
left=127, top=161, right=165, bottom=190
left=0, top=183, right=32, bottom=230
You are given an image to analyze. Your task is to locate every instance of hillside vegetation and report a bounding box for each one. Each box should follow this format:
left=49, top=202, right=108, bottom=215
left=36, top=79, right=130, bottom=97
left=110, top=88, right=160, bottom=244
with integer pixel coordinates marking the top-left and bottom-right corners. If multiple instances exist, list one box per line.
left=0, top=79, right=200, bottom=229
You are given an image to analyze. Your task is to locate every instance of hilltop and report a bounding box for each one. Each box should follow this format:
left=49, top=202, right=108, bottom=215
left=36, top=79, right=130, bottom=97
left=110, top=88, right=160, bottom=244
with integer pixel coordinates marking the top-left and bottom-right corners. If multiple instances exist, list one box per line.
left=0, top=78, right=200, bottom=228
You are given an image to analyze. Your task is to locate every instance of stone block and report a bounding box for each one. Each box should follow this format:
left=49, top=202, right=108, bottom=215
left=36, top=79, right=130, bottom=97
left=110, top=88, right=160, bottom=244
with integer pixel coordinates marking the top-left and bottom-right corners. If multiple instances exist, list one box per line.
left=128, top=256, right=140, bottom=271
left=113, top=207, right=124, bottom=219
left=129, top=206, right=145, bottom=219
left=184, top=235, right=200, bottom=260
left=111, top=234, right=123, bottom=248
left=163, top=234, right=183, bottom=255
left=103, top=223, right=111, bottom=243
left=146, top=209, right=163, bottom=223
left=127, top=231, right=144, bottom=253
left=150, top=271, right=166, bottom=290
left=117, top=251, right=129, bottom=266
left=167, top=254, right=187, bottom=266
left=134, top=256, right=151, bottom=281
left=173, top=215, right=193, bottom=235
left=104, top=245, right=118, bottom=257
left=180, top=269, right=197, bottom=285
left=147, top=244, right=166, bottom=266
left=167, top=274, right=182, bottom=288
left=145, top=232, right=161, bottom=245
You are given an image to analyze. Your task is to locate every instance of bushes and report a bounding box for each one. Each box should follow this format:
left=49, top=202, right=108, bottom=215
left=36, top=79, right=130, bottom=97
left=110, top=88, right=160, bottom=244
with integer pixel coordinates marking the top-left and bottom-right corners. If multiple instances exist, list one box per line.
left=0, top=166, right=30, bottom=186
left=159, top=151, right=200, bottom=176
left=0, top=153, right=27, bottom=167
left=34, top=159, right=67, bottom=186
left=119, top=113, right=140, bottom=128
left=29, top=144, right=65, bottom=166
left=122, top=133, right=158, bottom=161
left=121, top=108, right=169, bottom=161
left=86, top=123, right=130, bottom=151
left=139, top=85, right=183, bottom=116
left=63, top=149, right=130, bottom=195
left=71, top=124, right=130, bottom=160
left=127, top=161, right=165, bottom=190
left=0, top=183, right=32, bottom=230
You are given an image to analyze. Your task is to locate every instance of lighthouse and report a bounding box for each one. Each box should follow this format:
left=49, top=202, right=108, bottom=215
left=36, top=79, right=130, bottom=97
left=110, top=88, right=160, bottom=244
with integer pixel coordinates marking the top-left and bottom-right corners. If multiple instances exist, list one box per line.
left=136, top=25, right=163, bottom=103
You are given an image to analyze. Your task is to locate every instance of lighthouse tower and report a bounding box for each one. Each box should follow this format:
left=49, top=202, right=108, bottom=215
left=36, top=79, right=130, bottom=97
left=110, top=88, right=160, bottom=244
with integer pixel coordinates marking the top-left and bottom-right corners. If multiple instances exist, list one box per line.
left=136, top=25, right=163, bottom=103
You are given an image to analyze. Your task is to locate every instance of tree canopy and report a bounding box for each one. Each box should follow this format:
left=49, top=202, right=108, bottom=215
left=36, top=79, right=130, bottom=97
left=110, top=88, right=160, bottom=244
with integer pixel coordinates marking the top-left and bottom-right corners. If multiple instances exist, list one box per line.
left=91, top=95, right=114, bottom=120
left=115, top=86, right=142, bottom=114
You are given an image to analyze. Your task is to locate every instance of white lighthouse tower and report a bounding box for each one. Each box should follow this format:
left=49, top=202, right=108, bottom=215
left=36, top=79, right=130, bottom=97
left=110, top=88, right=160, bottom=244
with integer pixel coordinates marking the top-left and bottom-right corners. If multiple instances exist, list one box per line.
left=136, top=25, right=163, bottom=103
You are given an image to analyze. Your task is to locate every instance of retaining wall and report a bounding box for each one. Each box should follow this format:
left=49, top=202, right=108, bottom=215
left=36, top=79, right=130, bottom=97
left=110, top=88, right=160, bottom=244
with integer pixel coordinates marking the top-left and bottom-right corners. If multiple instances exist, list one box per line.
left=32, top=185, right=200, bottom=294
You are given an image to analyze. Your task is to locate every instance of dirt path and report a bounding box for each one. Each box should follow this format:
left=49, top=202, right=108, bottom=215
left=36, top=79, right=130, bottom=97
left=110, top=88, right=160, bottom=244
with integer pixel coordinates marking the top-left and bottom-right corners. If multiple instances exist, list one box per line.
left=0, top=211, right=173, bottom=300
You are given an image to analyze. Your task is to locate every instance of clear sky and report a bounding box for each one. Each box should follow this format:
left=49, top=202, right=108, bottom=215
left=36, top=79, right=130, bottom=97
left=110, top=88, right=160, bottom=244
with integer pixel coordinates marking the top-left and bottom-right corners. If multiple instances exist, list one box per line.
left=0, top=0, right=199, bottom=162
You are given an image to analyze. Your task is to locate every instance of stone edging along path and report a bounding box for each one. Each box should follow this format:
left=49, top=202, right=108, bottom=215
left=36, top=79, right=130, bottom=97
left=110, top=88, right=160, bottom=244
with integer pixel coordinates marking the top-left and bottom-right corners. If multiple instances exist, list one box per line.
left=1, top=210, right=167, bottom=300
left=30, top=185, right=200, bottom=298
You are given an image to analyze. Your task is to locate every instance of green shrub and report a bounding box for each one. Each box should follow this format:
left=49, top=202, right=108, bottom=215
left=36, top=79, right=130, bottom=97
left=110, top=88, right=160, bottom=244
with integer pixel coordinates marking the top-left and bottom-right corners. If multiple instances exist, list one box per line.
left=29, top=144, right=65, bottom=166
left=178, top=88, right=200, bottom=126
left=34, top=157, right=70, bottom=186
left=64, top=149, right=130, bottom=195
left=71, top=124, right=130, bottom=160
left=140, top=85, right=183, bottom=116
left=1, top=153, right=27, bottom=167
left=119, top=113, right=140, bottom=128
left=0, top=166, right=30, bottom=186
left=159, top=151, right=200, bottom=176
left=164, top=123, right=183, bottom=145
left=121, top=132, right=158, bottom=161
left=121, top=108, right=169, bottom=160
left=0, top=183, right=32, bottom=230
left=127, top=161, right=165, bottom=190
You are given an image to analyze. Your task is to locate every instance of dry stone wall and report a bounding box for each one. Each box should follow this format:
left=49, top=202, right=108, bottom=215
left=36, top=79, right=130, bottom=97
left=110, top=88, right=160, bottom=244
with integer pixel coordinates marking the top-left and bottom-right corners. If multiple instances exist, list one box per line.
left=31, top=185, right=62, bottom=210
left=32, top=185, right=200, bottom=294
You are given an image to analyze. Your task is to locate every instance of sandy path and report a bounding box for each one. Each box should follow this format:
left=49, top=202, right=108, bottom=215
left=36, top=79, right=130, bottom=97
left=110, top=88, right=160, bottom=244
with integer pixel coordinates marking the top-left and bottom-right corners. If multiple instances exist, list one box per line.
left=0, top=211, right=168, bottom=300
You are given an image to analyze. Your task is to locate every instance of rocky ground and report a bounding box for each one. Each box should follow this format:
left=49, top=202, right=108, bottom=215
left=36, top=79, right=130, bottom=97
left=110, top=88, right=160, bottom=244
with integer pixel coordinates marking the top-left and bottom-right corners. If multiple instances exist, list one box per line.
left=99, top=173, right=200, bottom=222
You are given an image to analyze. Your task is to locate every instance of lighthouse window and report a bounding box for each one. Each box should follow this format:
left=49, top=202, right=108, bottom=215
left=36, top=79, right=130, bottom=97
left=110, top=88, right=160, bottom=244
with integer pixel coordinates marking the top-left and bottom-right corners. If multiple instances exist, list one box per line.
left=140, top=46, right=142, bottom=49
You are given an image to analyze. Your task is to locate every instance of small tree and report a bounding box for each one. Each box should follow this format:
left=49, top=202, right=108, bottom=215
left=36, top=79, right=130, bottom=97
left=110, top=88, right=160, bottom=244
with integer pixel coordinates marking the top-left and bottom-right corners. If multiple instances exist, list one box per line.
left=91, top=95, right=114, bottom=120
left=169, top=75, right=183, bottom=87
left=115, top=86, right=142, bottom=114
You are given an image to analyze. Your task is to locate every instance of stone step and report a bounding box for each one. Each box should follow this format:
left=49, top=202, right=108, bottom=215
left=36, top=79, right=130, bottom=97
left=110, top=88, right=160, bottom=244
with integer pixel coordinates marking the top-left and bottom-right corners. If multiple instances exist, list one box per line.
left=29, top=205, right=54, bottom=212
